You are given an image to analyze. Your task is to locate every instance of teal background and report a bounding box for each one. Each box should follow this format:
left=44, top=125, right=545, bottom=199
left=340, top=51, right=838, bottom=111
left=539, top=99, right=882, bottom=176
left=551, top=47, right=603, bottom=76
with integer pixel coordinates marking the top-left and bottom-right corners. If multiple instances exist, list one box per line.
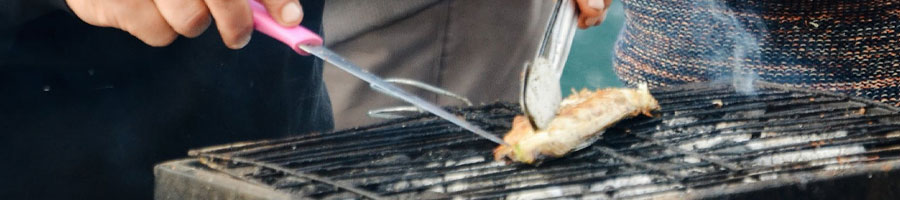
left=561, top=1, right=625, bottom=96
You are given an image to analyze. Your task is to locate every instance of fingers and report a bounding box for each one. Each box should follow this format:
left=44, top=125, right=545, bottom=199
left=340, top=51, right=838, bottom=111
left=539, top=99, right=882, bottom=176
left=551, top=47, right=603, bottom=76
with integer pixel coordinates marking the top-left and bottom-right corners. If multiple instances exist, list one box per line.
left=115, top=0, right=179, bottom=46
left=66, top=0, right=177, bottom=46
left=576, top=0, right=602, bottom=17
left=204, top=0, right=254, bottom=49
left=575, top=0, right=610, bottom=29
left=578, top=15, right=592, bottom=29
left=257, top=0, right=304, bottom=27
left=154, top=0, right=212, bottom=38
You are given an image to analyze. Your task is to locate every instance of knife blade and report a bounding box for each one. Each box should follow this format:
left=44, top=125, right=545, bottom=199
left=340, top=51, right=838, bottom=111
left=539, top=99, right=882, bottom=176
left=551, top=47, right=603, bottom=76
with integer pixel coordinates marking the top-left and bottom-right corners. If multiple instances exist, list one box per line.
left=248, top=0, right=507, bottom=145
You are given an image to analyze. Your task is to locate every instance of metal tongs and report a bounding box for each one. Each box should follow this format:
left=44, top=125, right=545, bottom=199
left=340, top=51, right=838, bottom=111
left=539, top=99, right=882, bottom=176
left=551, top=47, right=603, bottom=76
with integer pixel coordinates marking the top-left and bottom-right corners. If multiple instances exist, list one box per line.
left=520, top=0, right=579, bottom=130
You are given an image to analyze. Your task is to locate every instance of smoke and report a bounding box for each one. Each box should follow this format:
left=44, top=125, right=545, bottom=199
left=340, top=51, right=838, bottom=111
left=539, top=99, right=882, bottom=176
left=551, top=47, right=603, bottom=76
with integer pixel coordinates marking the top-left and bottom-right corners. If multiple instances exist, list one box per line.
left=697, top=0, right=766, bottom=95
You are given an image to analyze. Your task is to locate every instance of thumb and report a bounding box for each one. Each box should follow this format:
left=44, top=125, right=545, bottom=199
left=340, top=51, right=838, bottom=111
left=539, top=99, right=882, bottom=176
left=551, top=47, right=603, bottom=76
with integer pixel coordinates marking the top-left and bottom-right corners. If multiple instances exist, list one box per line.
left=257, top=0, right=303, bottom=27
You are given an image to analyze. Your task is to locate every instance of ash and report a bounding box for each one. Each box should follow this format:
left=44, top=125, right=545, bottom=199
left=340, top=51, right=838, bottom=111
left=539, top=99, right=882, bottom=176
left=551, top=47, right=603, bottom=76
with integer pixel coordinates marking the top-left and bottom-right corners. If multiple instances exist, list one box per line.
left=750, top=145, right=866, bottom=167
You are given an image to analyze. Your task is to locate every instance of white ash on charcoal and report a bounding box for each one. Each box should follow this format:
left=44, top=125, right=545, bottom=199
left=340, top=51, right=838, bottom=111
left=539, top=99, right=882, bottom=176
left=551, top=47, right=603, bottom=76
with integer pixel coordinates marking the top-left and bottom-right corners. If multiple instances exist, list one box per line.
left=504, top=185, right=584, bottom=200
left=680, top=156, right=701, bottom=164
left=653, top=116, right=714, bottom=138
left=741, top=151, right=868, bottom=184
left=886, top=131, right=900, bottom=138
left=759, top=131, right=778, bottom=138
left=667, top=156, right=717, bottom=176
left=598, top=183, right=685, bottom=199
left=443, top=156, right=486, bottom=167
left=496, top=174, right=555, bottom=192
left=821, top=156, right=869, bottom=171
left=674, top=109, right=766, bottom=151
left=652, top=122, right=714, bottom=139
left=749, top=145, right=866, bottom=167
left=745, top=130, right=847, bottom=150
left=424, top=162, right=442, bottom=168
left=503, top=174, right=674, bottom=199
left=663, top=117, right=699, bottom=127
left=383, top=156, right=507, bottom=193
left=675, top=164, right=719, bottom=177
left=499, top=167, right=608, bottom=191
left=377, top=153, right=461, bottom=191
left=443, top=162, right=509, bottom=183
left=678, top=133, right=752, bottom=151
left=712, top=129, right=849, bottom=155
left=423, top=156, right=487, bottom=169
left=438, top=163, right=512, bottom=193
left=340, top=156, right=419, bottom=187
left=320, top=192, right=360, bottom=200
left=588, top=175, right=655, bottom=192
left=711, top=99, right=724, bottom=108
left=715, top=109, right=766, bottom=131
left=757, top=173, right=779, bottom=181
left=371, top=154, right=412, bottom=164
left=741, top=173, right=780, bottom=183
left=507, top=174, right=682, bottom=199
left=270, top=176, right=316, bottom=194
left=444, top=165, right=612, bottom=197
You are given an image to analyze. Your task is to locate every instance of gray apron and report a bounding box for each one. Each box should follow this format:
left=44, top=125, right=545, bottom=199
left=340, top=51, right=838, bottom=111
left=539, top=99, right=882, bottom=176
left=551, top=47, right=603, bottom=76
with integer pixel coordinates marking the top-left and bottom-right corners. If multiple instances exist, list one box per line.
left=323, top=0, right=553, bottom=128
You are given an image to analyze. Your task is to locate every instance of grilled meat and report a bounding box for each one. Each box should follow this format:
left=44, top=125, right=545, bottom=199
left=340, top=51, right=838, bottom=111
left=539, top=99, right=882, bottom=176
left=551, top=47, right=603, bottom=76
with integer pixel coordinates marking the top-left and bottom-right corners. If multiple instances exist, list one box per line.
left=494, top=84, right=660, bottom=164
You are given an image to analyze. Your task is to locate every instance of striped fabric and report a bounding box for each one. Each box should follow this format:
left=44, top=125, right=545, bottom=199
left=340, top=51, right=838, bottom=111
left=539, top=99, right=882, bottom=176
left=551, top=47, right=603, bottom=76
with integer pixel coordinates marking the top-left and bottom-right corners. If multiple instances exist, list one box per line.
left=614, top=0, right=900, bottom=106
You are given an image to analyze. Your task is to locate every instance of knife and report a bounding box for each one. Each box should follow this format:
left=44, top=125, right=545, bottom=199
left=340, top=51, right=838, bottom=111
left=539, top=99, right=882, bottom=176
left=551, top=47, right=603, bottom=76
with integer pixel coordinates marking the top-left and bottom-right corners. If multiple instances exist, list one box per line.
left=520, top=0, right=578, bottom=130
left=248, top=0, right=507, bottom=145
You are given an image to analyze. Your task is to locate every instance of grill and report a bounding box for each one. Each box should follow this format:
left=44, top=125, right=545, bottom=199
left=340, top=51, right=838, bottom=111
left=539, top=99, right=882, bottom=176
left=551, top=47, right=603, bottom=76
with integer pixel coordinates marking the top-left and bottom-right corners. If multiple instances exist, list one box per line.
left=178, top=81, right=900, bottom=199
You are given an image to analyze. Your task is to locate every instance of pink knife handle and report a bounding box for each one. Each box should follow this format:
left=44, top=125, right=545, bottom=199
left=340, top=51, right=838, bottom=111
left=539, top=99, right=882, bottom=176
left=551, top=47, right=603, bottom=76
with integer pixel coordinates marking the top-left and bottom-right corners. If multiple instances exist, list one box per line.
left=249, top=0, right=322, bottom=55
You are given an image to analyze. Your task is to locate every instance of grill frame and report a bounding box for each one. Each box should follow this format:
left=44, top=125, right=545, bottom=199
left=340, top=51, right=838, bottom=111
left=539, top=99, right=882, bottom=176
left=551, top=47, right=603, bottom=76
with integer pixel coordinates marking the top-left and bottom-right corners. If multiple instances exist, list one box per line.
left=186, top=81, right=900, bottom=199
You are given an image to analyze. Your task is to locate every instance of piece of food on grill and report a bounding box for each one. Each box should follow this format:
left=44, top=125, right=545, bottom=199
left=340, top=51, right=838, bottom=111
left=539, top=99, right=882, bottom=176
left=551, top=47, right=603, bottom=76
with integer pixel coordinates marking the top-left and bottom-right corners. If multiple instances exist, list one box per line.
left=494, top=84, right=660, bottom=164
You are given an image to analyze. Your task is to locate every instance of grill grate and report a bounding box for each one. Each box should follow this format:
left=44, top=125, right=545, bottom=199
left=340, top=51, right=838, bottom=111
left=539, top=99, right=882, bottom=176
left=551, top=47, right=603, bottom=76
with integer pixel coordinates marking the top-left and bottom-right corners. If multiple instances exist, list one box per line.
left=189, top=81, right=900, bottom=199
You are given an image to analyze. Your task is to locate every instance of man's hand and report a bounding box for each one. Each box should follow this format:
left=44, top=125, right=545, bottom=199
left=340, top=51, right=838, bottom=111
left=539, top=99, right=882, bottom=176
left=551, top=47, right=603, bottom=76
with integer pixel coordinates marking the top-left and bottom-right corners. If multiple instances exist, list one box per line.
left=575, top=0, right=612, bottom=29
left=66, top=0, right=304, bottom=49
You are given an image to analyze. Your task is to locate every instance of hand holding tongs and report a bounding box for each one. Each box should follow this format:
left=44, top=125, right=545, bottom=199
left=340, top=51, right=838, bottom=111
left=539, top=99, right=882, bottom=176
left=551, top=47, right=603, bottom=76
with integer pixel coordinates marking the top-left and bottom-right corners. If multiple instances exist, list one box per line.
left=246, top=0, right=507, bottom=145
